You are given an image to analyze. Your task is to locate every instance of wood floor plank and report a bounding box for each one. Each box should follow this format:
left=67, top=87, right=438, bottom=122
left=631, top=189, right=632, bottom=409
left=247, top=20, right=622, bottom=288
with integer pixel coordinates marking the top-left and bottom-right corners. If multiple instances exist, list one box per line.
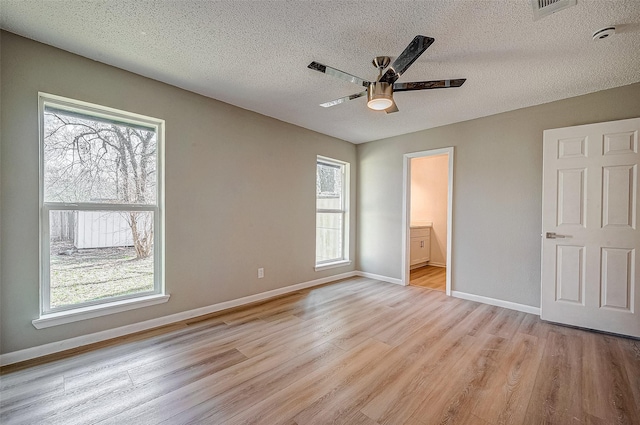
left=523, top=329, right=585, bottom=425
left=486, top=307, right=526, bottom=339
left=224, top=338, right=391, bottom=425
left=0, top=375, right=64, bottom=412
left=360, top=331, right=478, bottom=424
left=385, top=285, right=441, bottom=309
left=2, top=276, right=638, bottom=425
left=385, top=299, right=476, bottom=347
left=471, top=332, right=547, bottom=425
left=410, top=265, right=446, bottom=291
left=464, top=303, right=501, bottom=337
left=17, top=348, right=247, bottom=425
left=371, top=291, right=462, bottom=347
left=58, top=350, right=249, bottom=425
left=98, top=345, right=301, bottom=425
left=222, top=278, right=368, bottom=325
left=339, top=410, right=380, bottom=425
left=406, top=331, right=510, bottom=424
left=0, top=322, right=190, bottom=376
left=60, top=315, right=299, bottom=394
left=127, top=347, right=247, bottom=385
left=517, top=312, right=552, bottom=340
left=221, top=292, right=308, bottom=324
left=1, top=371, right=133, bottom=425
left=291, top=288, right=380, bottom=322
left=297, top=308, right=480, bottom=425
left=582, top=333, right=638, bottom=424
left=0, top=321, right=207, bottom=388
left=328, top=308, right=398, bottom=351
left=236, top=303, right=392, bottom=357
left=617, top=338, right=640, bottom=419
left=158, top=342, right=345, bottom=424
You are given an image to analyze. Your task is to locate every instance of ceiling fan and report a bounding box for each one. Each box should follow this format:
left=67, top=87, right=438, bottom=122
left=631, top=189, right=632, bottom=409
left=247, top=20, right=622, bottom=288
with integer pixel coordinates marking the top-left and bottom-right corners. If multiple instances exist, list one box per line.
left=308, top=35, right=466, bottom=114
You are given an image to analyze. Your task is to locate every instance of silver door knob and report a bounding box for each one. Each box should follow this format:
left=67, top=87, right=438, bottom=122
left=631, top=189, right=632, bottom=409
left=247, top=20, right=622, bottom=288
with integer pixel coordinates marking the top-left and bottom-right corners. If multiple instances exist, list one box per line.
left=546, top=232, right=568, bottom=239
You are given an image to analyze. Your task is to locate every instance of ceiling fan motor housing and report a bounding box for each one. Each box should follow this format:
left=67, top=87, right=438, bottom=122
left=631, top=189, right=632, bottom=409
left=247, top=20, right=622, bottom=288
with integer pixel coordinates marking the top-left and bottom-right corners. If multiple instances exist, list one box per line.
left=367, top=82, right=393, bottom=110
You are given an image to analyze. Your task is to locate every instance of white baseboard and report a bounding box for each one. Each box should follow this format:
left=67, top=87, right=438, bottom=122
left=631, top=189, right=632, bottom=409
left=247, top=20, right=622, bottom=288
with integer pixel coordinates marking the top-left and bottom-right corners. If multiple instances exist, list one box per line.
left=356, top=271, right=403, bottom=286
left=427, top=262, right=446, bottom=268
left=451, top=291, right=540, bottom=315
left=0, top=271, right=357, bottom=367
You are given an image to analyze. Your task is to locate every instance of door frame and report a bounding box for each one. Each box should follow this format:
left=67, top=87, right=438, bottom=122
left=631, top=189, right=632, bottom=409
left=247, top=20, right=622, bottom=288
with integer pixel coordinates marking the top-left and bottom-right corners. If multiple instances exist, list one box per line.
left=401, top=147, right=454, bottom=295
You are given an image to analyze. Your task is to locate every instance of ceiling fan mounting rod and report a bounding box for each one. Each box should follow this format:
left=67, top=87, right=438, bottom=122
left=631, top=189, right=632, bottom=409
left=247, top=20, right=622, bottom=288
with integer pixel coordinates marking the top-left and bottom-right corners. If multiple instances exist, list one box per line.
left=372, top=56, right=391, bottom=70
left=372, top=56, right=391, bottom=80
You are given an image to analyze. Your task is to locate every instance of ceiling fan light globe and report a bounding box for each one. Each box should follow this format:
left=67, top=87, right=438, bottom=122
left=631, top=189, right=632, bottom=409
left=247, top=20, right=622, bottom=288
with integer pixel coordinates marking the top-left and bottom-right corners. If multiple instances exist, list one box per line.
left=367, top=98, right=394, bottom=110
left=367, top=82, right=393, bottom=111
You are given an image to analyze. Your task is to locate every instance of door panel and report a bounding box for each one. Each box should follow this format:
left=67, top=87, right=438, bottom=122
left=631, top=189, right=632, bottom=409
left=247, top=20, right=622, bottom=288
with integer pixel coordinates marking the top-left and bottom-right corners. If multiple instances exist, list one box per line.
left=603, top=131, right=637, bottom=155
left=600, top=247, right=634, bottom=311
left=558, top=136, right=587, bottom=159
left=602, top=165, right=636, bottom=228
left=555, top=245, right=585, bottom=304
left=557, top=168, right=586, bottom=227
left=542, top=117, right=640, bottom=337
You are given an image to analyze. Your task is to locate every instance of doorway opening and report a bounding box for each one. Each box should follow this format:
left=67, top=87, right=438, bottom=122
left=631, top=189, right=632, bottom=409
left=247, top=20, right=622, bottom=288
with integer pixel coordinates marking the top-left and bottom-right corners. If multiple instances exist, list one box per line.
left=401, top=148, right=454, bottom=294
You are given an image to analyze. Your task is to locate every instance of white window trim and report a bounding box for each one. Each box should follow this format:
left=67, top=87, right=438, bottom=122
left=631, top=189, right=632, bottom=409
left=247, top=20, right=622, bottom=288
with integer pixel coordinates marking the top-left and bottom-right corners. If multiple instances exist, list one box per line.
left=315, top=156, right=350, bottom=268
left=32, top=294, right=170, bottom=329
left=314, top=259, right=352, bottom=272
left=37, top=93, right=166, bottom=324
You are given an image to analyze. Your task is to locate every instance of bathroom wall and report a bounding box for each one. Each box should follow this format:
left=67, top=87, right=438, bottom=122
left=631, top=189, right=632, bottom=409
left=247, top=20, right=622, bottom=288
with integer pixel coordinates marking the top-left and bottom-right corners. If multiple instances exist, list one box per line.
left=410, top=154, right=448, bottom=266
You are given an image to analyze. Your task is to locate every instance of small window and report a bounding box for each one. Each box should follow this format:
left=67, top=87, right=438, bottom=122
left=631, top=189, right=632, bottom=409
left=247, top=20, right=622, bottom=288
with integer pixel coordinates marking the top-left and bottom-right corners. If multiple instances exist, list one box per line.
left=316, top=156, right=350, bottom=268
left=39, top=94, right=164, bottom=316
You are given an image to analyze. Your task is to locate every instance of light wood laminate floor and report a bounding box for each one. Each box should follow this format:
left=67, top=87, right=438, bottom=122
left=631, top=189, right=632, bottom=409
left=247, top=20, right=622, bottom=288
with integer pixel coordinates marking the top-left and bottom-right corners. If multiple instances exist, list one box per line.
left=1, top=277, right=639, bottom=424
left=410, top=265, right=446, bottom=291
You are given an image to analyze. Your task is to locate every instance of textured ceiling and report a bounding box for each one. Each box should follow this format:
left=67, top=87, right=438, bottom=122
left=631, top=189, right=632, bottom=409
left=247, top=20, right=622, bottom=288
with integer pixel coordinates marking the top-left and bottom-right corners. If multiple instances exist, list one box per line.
left=2, top=1, right=640, bottom=143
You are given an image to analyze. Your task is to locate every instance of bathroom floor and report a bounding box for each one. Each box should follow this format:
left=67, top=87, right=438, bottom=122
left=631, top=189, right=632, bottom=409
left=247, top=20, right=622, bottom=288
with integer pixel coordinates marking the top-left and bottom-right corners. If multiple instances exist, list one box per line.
left=410, top=265, right=446, bottom=291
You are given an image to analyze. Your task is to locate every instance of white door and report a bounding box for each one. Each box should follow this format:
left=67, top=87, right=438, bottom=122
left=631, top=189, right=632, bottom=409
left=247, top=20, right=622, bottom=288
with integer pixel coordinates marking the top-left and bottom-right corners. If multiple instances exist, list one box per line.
left=541, top=117, right=640, bottom=337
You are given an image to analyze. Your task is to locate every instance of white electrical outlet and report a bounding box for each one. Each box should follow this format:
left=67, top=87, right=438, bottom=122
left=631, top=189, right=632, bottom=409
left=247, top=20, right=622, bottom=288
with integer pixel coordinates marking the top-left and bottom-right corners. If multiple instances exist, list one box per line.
left=257, top=268, right=264, bottom=278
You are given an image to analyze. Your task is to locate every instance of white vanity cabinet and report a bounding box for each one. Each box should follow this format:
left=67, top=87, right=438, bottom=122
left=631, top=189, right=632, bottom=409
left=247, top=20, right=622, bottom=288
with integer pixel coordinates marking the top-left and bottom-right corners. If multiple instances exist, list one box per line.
left=410, top=226, right=431, bottom=266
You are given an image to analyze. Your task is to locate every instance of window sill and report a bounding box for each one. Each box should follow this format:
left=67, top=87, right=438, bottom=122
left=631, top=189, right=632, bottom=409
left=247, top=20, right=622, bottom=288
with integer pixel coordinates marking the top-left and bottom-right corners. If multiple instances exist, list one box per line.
left=315, top=260, right=352, bottom=272
left=32, top=294, right=170, bottom=329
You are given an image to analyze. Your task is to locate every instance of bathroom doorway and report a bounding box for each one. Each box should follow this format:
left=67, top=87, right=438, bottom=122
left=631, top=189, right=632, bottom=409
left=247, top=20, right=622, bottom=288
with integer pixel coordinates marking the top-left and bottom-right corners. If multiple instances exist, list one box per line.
left=401, top=148, right=453, bottom=294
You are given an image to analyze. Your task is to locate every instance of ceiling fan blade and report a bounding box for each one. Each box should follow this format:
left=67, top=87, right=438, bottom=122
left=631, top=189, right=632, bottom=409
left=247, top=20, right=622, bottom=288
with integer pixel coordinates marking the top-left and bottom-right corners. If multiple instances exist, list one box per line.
left=379, top=35, right=435, bottom=84
left=319, top=91, right=367, bottom=107
left=393, top=79, right=466, bottom=92
left=308, top=62, right=371, bottom=88
left=385, top=101, right=399, bottom=114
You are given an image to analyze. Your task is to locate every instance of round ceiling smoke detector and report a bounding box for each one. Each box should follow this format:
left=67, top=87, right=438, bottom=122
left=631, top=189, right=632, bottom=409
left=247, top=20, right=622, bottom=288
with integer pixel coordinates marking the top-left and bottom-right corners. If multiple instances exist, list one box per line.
left=592, top=26, right=615, bottom=41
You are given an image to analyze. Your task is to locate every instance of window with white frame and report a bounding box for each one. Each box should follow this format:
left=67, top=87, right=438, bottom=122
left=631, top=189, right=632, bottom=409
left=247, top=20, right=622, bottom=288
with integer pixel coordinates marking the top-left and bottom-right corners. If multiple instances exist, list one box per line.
left=315, top=156, right=350, bottom=268
left=39, top=93, right=164, bottom=317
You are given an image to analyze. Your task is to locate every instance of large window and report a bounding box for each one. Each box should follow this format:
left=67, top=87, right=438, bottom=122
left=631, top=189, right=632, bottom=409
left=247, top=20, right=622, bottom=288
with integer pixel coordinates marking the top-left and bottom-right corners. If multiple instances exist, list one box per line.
left=38, top=93, right=165, bottom=322
left=316, top=156, right=350, bottom=269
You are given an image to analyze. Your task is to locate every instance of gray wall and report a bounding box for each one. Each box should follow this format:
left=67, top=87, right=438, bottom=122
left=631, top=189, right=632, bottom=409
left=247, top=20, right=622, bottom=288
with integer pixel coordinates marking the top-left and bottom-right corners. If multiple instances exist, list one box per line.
left=0, top=32, right=356, bottom=354
left=357, top=82, right=640, bottom=308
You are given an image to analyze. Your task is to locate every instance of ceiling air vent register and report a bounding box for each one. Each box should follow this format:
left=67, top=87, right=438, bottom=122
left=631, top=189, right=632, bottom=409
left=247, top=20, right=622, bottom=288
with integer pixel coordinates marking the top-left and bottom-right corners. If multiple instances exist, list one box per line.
left=532, top=0, right=577, bottom=21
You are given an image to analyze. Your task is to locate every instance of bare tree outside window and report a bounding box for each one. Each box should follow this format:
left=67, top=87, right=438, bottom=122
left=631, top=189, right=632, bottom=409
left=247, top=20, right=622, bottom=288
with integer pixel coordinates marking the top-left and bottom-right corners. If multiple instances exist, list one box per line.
left=44, top=107, right=156, bottom=259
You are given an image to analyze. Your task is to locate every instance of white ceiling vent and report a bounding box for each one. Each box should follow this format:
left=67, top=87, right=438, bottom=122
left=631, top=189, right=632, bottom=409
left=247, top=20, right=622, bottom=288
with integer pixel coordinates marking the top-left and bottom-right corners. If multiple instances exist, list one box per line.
left=532, top=0, right=577, bottom=21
